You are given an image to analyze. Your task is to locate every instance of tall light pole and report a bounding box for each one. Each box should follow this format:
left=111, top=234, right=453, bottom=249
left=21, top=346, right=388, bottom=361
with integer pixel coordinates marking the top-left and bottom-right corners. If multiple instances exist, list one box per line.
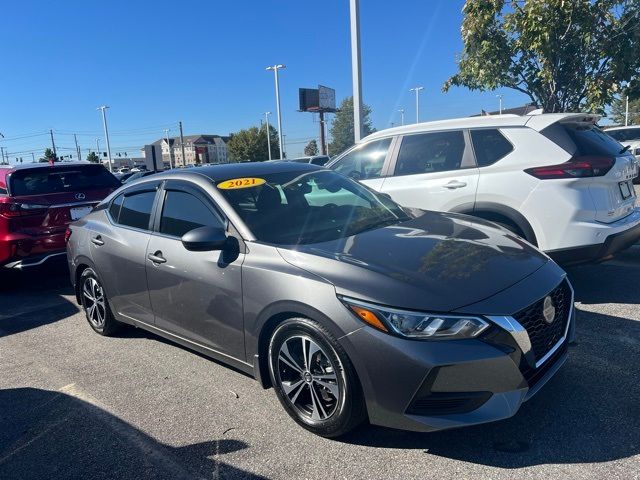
left=266, top=64, right=286, bottom=159
left=97, top=106, right=113, bottom=172
left=497, top=94, right=503, bottom=114
left=164, top=128, right=173, bottom=169
left=96, top=138, right=101, bottom=159
left=264, top=112, right=272, bottom=161
left=625, top=95, right=629, bottom=126
left=409, top=86, right=424, bottom=123
left=350, top=0, right=363, bottom=143
left=398, top=108, right=405, bottom=126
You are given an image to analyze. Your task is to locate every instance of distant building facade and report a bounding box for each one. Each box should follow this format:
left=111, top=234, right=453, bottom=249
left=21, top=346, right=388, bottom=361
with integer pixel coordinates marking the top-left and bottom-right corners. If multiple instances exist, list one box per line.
left=151, top=135, right=230, bottom=167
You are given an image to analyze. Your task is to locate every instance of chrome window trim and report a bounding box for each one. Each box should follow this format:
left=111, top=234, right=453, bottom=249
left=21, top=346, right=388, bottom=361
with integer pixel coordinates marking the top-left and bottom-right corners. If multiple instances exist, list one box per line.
left=487, top=278, right=575, bottom=369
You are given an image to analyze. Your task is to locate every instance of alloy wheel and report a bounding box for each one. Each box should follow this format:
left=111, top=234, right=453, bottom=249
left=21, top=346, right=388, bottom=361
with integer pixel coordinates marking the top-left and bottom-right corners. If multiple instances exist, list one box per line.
left=276, top=335, right=340, bottom=421
left=82, top=277, right=106, bottom=329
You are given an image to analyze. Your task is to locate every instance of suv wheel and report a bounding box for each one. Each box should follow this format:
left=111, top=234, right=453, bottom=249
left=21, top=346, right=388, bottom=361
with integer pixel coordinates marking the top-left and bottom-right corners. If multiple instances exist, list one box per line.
left=80, top=268, right=120, bottom=336
left=268, top=318, right=366, bottom=438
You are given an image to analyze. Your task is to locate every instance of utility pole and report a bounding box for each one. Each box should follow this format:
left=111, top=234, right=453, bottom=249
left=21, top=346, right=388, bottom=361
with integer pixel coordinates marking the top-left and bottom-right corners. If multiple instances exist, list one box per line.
left=96, top=138, right=101, bottom=159
left=49, top=129, right=57, bottom=160
left=319, top=111, right=328, bottom=155
left=497, top=94, right=503, bottom=115
left=97, top=106, right=113, bottom=172
left=264, top=112, right=272, bottom=161
left=164, top=128, right=173, bottom=169
left=350, top=0, right=363, bottom=143
left=0, top=147, right=5, bottom=164
left=625, top=95, right=629, bottom=126
left=398, top=109, right=405, bottom=126
left=179, top=121, right=186, bottom=167
left=74, top=134, right=81, bottom=161
left=265, top=65, right=286, bottom=159
left=409, top=87, right=424, bottom=123
left=31, top=152, right=35, bottom=163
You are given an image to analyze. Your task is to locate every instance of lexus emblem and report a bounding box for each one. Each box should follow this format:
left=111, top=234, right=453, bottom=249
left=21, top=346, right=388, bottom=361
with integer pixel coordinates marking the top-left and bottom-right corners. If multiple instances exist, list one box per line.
left=542, top=296, right=556, bottom=324
left=75, top=193, right=86, bottom=200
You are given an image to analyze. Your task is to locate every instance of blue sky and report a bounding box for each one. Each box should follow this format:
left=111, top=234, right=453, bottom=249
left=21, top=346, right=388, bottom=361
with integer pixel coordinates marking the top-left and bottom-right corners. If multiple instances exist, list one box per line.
left=0, top=0, right=530, bottom=160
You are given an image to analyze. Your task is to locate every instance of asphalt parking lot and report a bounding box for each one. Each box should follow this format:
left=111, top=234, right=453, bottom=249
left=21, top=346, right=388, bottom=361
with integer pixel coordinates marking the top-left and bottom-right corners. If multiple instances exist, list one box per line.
left=1, top=247, right=639, bottom=479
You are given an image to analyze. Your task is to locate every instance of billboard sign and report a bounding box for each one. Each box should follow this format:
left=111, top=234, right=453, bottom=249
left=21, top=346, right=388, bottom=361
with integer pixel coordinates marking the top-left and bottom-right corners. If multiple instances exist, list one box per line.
left=318, top=85, right=336, bottom=110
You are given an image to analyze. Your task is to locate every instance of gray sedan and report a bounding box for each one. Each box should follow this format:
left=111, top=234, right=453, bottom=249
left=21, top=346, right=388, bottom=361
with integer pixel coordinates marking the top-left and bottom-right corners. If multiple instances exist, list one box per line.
left=66, top=162, right=574, bottom=437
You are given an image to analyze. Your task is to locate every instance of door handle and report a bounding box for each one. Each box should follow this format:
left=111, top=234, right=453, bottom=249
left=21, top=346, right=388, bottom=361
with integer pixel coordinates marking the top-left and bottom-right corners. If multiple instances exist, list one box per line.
left=91, top=235, right=104, bottom=246
left=444, top=180, right=467, bottom=189
left=147, top=251, right=167, bottom=264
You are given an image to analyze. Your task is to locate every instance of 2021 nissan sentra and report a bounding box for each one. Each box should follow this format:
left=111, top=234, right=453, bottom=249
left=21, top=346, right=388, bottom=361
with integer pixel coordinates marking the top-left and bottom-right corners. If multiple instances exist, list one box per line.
left=66, top=162, right=575, bottom=437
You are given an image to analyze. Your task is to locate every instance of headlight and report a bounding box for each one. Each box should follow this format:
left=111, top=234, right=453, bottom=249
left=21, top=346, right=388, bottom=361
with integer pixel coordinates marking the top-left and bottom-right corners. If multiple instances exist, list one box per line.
left=340, top=297, right=489, bottom=340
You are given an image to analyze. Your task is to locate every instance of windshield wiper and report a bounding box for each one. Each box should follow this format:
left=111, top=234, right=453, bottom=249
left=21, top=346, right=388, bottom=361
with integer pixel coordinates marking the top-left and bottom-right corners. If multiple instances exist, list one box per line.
left=620, top=144, right=631, bottom=154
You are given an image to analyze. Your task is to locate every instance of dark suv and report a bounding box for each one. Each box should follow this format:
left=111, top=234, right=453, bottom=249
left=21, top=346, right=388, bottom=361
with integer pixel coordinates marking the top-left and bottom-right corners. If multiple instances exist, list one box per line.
left=0, top=162, right=120, bottom=269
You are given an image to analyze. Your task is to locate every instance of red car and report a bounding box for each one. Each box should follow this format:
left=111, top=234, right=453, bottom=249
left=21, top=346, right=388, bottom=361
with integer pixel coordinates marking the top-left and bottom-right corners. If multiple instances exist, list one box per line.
left=0, top=162, right=120, bottom=269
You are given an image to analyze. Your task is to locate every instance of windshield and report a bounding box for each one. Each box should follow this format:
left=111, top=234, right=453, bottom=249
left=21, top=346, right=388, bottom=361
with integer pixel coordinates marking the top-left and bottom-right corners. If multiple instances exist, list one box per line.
left=217, top=169, right=410, bottom=245
left=9, top=165, right=121, bottom=196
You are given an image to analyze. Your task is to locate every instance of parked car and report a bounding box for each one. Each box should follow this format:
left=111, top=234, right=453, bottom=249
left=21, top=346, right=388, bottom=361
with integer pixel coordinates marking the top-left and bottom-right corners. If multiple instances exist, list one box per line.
left=327, top=113, right=640, bottom=265
left=67, top=162, right=574, bottom=438
left=122, top=170, right=157, bottom=184
left=0, top=162, right=120, bottom=268
left=288, top=155, right=332, bottom=166
left=604, top=125, right=640, bottom=184
left=115, top=171, right=136, bottom=183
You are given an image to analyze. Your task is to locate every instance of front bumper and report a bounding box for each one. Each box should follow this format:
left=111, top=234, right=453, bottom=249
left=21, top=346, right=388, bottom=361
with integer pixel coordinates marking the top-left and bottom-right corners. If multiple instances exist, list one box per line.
left=339, top=262, right=573, bottom=433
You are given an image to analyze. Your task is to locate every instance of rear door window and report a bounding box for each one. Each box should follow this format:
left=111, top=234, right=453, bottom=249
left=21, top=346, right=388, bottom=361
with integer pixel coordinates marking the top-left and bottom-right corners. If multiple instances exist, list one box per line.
left=470, top=129, right=514, bottom=167
left=394, top=131, right=466, bottom=175
left=330, top=138, right=392, bottom=180
left=159, top=190, right=223, bottom=238
left=9, top=165, right=120, bottom=196
left=607, top=128, right=640, bottom=142
left=118, top=191, right=156, bottom=230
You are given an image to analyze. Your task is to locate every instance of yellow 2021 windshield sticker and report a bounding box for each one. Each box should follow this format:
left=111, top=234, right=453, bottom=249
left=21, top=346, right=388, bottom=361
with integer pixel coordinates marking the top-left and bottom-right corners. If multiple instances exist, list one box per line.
left=217, top=177, right=266, bottom=190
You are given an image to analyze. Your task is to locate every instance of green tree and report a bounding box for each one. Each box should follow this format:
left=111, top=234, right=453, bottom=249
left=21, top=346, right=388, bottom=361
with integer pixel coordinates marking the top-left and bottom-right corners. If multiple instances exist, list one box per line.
left=610, top=94, right=640, bottom=125
left=41, top=148, right=56, bottom=162
left=304, top=139, right=319, bottom=156
left=227, top=124, right=280, bottom=162
left=328, top=97, right=375, bottom=156
left=444, top=0, right=640, bottom=113
left=86, top=151, right=100, bottom=163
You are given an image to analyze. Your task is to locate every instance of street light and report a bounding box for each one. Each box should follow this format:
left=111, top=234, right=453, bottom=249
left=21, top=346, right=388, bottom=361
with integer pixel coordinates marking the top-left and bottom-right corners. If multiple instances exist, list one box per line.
left=409, top=87, right=424, bottom=124
left=97, top=106, right=113, bottom=172
left=497, top=94, right=503, bottom=115
left=398, top=109, right=405, bottom=126
left=265, top=64, right=286, bottom=159
left=264, top=112, right=272, bottom=161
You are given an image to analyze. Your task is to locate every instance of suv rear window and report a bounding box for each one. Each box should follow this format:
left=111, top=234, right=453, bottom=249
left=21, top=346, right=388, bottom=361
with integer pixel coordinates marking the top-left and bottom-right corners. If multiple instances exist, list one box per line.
left=542, top=123, right=625, bottom=157
left=9, top=165, right=120, bottom=196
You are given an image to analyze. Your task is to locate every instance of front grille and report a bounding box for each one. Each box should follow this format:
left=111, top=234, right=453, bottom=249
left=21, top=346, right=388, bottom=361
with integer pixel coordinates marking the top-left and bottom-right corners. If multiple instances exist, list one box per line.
left=520, top=340, right=568, bottom=389
left=513, top=279, right=572, bottom=364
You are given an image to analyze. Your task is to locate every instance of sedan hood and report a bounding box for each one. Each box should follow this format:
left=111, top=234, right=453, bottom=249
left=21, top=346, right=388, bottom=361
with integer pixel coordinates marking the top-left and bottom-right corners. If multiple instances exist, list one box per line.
left=277, top=211, right=550, bottom=312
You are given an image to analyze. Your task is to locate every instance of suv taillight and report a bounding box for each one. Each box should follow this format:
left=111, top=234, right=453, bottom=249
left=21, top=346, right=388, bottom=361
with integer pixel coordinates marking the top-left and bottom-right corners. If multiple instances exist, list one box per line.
left=525, top=156, right=615, bottom=179
left=0, top=202, right=48, bottom=218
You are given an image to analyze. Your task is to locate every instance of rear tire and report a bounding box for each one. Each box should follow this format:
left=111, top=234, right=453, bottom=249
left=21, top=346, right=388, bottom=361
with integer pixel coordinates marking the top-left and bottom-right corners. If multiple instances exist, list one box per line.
left=79, top=268, right=120, bottom=336
left=268, top=318, right=366, bottom=438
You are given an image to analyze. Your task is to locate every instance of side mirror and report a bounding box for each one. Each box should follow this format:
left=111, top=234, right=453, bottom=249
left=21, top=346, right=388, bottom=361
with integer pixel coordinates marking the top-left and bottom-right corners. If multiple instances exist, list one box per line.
left=181, top=226, right=227, bottom=251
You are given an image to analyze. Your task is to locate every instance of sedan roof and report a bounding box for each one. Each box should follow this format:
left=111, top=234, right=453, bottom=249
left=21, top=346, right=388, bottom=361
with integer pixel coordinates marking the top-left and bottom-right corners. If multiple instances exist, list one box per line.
left=179, top=160, right=323, bottom=182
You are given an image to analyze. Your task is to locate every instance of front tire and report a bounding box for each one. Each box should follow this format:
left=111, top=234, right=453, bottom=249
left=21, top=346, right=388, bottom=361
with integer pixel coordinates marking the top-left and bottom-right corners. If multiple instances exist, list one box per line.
left=79, top=268, right=120, bottom=336
left=268, top=318, right=366, bottom=438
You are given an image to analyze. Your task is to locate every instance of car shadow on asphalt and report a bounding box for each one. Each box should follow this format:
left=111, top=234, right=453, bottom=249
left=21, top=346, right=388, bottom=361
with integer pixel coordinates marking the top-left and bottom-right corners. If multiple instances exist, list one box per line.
left=341, top=308, right=640, bottom=468
left=566, top=245, right=640, bottom=305
left=0, top=264, right=78, bottom=337
left=0, top=387, right=268, bottom=480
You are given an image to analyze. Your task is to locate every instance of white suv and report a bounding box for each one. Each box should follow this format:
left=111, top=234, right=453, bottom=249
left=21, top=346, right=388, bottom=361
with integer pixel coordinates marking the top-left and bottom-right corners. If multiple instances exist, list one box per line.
left=327, top=113, right=640, bottom=264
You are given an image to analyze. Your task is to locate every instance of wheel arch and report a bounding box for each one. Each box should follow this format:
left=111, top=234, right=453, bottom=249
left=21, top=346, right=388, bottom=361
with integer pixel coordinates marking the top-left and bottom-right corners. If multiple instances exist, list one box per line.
left=73, top=255, right=97, bottom=305
left=463, top=202, right=538, bottom=246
